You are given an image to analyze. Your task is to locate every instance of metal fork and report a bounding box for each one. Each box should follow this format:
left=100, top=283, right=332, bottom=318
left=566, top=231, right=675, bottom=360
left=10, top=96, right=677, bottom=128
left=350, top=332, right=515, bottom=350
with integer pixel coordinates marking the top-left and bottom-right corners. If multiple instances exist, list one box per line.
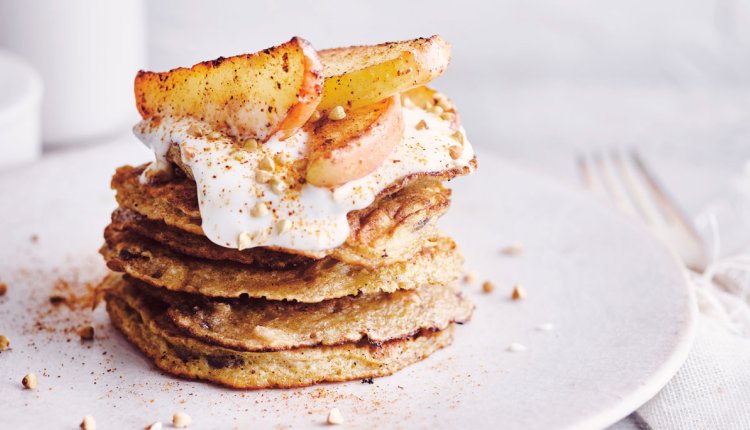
left=577, top=149, right=707, bottom=272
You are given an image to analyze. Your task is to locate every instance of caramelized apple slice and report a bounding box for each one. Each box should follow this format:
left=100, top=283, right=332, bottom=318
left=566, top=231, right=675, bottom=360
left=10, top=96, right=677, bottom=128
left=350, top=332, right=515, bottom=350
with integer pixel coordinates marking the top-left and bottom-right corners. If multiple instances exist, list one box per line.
left=306, top=95, right=403, bottom=187
left=135, top=37, right=323, bottom=141
left=317, top=35, right=451, bottom=111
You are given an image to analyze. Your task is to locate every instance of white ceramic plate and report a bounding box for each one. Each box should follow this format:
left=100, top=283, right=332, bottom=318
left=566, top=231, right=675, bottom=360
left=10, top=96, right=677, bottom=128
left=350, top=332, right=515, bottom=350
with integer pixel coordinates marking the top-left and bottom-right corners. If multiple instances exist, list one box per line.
left=0, top=140, right=695, bottom=429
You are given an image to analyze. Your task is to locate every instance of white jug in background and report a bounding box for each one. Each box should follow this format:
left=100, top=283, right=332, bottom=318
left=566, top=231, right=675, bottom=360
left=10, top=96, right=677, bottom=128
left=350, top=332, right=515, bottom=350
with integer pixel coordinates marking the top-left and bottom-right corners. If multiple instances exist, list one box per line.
left=0, top=0, right=146, bottom=147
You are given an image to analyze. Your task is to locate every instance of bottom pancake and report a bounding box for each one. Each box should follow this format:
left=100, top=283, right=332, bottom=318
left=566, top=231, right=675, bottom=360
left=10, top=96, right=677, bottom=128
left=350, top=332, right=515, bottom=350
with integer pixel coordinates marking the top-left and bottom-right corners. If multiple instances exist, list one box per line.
left=105, top=277, right=456, bottom=389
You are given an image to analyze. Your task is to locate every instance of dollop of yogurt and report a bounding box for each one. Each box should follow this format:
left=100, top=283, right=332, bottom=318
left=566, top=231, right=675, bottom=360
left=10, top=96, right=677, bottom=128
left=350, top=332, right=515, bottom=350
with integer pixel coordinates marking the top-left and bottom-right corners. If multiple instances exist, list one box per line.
left=135, top=105, right=474, bottom=252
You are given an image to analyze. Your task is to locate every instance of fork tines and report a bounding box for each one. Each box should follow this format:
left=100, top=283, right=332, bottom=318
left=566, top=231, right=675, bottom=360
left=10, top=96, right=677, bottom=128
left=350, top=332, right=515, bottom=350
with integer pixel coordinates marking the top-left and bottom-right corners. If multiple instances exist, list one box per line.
left=577, top=149, right=706, bottom=270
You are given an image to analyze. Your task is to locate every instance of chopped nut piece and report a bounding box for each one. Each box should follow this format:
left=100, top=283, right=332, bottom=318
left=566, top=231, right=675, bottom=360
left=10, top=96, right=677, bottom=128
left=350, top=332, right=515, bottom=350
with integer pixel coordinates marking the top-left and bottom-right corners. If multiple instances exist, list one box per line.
left=402, top=97, right=415, bottom=108
left=186, top=123, right=204, bottom=137
left=500, top=242, right=524, bottom=256
left=462, top=271, right=477, bottom=284
left=80, top=415, right=96, bottom=430
left=415, top=119, right=429, bottom=130
left=328, top=106, right=346, bottom=121
left=508, top=342, right=527, bottom=352
left=242, top=138, right=259, bottom=151
left=440, top=112, right=454, bottom=121
left=145, top=422, right=162, bottom=430
left=182, top=147, right=197, bottom=161
left=433, top=92, right=448, bottom=102
left=310, top=110, right=322, bottom=121
left=237, top=232, right=254, bottom=251
left=173, top=412, right=192, bottom=428
left=482, top=281, right=495, bottom=294
left=258, top=156, right=275, bottom=171
left=293, top=158, right=308, bottom=174
left=250, top=203, right=269, bottom=218
left=255, top=170, right=273, bottom=184
left=431, top=105, right=444, bottom=115
left=269, top=177, right=286, bottom=195
left=276, top=219, right=292, bottom=235
left=511, top=285, right=526, bottom=300
left=448, top=145, right=463, bottom=160
left=77, top=325, right=95, bottom=341
left=436, top=96, right=453, bottom=111
left=327, top=408, right=344, bottom=425
left=451, top=130, right=465, bottom=145
left=0, top=335, right=9, bottom=350
left=22, top=373, right=37, bottom=389
left=208, top=131, right=222, bottom=139
left=0, top=282, right=7, bottom=296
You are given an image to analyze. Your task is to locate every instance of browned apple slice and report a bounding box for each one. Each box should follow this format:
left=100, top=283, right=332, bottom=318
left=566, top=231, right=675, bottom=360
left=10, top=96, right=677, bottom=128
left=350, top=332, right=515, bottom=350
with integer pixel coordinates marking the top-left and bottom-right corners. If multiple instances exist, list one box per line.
left=318, top=35, right=451, bottom=111
left=306, top=95, right=403, bottom=187
left=134, top=37, right=323, bottom=141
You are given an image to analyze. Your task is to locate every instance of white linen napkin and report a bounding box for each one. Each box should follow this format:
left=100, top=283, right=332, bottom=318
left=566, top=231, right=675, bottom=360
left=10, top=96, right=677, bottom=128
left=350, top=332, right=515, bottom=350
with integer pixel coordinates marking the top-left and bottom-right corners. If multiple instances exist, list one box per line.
left=634, top=162, right=750, bottom=429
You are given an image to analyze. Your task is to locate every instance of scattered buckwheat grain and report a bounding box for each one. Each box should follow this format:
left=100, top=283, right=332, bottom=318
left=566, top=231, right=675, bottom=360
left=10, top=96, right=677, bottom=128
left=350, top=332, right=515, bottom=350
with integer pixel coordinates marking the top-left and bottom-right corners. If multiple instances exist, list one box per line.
left=482, top=281, right=495, bottom=294
left=173, top=412, right=191, bottom=428
left=22, top=373, right=37, bottom=389
left=78, top=325, right=95, bottom=341
left=511, top=285, right=526, bottom=300
left=80, top=415, right=96, bottom=430
left=327, top=408, right=344, bottom=425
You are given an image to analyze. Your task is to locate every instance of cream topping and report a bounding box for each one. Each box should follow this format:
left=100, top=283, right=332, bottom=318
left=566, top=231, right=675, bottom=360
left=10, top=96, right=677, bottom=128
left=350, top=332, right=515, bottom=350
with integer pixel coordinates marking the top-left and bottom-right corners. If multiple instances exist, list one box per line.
left=135, top=104, right=474, bottom=252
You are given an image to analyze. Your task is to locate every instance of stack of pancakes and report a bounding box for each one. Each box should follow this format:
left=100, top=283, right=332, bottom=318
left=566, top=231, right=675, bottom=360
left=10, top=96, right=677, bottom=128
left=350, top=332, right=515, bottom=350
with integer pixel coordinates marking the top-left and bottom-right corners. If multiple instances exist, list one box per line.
left=100, top=154, right=475, bottom=388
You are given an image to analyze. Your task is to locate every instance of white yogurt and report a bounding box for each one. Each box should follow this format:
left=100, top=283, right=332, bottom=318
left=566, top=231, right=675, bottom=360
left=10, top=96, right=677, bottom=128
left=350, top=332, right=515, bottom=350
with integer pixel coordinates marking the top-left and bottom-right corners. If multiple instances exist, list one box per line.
left=135, top=105, right=474, bottom=252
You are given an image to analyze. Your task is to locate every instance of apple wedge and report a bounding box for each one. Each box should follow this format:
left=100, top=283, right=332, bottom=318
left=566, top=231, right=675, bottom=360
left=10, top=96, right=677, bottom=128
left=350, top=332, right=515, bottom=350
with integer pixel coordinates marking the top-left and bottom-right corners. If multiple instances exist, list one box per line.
left=318, top=35, right=451, bottom=111
left=306, top=95, right=403, bottom=188
left=134, top=37, right=323, bottom=141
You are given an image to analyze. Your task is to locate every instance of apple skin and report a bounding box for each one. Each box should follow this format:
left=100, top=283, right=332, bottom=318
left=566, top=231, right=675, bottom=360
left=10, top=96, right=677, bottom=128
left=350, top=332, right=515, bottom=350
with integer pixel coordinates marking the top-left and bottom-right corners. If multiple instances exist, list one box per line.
left=273, top=40, right=324, bottom=140
left=306, top=95, right=403, bottom=188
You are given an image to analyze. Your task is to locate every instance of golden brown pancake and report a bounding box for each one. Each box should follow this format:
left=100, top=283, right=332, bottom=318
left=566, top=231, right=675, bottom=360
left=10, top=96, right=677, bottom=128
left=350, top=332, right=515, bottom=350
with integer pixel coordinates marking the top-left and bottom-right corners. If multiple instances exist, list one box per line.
left=101, top=227, right=463, bottom=302
left=125, top=276, right=473, bottom=352
left=111, top=208, right=310, bottom=269
left=105, top=275, right=456, bottom=389
left=112, top=163, right=464, bottom=268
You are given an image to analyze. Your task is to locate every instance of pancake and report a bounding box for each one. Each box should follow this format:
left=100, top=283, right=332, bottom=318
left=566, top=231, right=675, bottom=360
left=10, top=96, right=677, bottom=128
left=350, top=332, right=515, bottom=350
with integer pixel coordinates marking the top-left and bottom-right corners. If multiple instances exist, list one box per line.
left=105, top=275, right=456, bottom=389
left=112, top=163, right=459, bottom=268
left=125, top=276, right=473, bottom=352
left=111, top=208, right=311, bottom=269
left=101, top=227, right=463, bottom=302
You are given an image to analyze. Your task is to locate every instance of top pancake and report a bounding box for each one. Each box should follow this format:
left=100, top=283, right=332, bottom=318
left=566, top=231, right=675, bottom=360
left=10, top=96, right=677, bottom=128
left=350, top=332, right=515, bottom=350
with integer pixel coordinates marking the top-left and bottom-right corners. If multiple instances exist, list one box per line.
left=113, top=163, right=468, bottom=268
